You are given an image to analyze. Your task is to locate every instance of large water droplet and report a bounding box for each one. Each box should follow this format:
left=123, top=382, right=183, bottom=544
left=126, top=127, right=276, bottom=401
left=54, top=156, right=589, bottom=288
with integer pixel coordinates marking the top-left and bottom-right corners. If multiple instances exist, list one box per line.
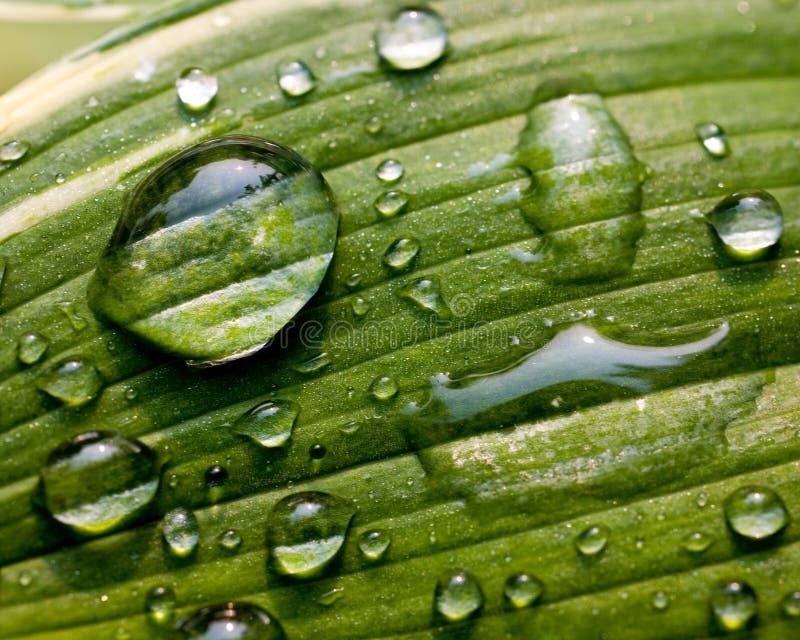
left=162, top=507, right=200, bottom=557
left=376, top=6, right=448, bottom=71
left=710, top=581, right=757, bottom=632
left=358, top=530, right=391, bottom=561
left=176, top=602, right=285, bottom=639
left=781, top=591, right=800, bottom=617
left=376, top=159, right=404, bottom=184
left=176, top=67, right=218, bottom=112
left=397, top=277, right=452, bottom=321
left=434, top=569, right=484, bottom=622
left=369, top=375, right=398, bottom=401
left=233, top=399, right=298, bottom=448
left=0, top=140, right=29, bottom=162
left=40, top=431, right=160, bottom=535
left=575, top=524, right=609, bottom=556
left=708, top=190, right=783, bottom=261
left=724, top=485, right=789, bottom=541
left=88, top=136, right=338, bottom=365
left=277, top=60, right=316, bottom=97
left=145, top=585, right=177, bottom=626
left=18, top=332, right=49, bottom=364
left=35, top=357, right=102, bottom=406
left=374, top=191, right=409, bottom=218
left=504, top=573, right=544, bottom=609
left=383, top=237, right=420, bottom=270
left=266, top=491, right=355, bottom=578
left=695, top=122, right=731, bottom=158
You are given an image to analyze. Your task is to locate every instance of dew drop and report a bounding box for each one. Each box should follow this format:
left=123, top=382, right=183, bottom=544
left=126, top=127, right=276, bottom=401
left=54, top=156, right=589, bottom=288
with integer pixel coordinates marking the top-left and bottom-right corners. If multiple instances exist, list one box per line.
left=575, top=525, right=609, bottom=556
left=175, top=602, right=285, bottom=639
left=376, top=6, right=448, bottom=71
left=383, top=237, right=420, bottom=270
left=434, top=569, right=484, bottom=622
left=397, top=277, right=452, bottom=321
left=176, top=67, right=218, bottom=112
left=56, top=300, right=87, bottom=331
left=358, top=530, right=391, bottom=561
left=345, top=272, right=363, bottom=289
left=365, top=116, right=383, bottom=135
left=145, top=585, right=177, bottom=626
left=18, top=332, right=48, bottom=365
left=218, top=529, right=243, bottom=552
left=651, top=590, right=670, bottom=611
left=695, top=122, right=731, bottom=158
left=369, top=375, right=398, bottom=401
left=351, top=296, right=371, bottom=317
left=781, top=591, right=800, bottom=617
left=504, top=573, right=544, bottom=609
left=277, top=60, right=316, bottom=97
left=724, top=485, right=789, bottom=541
left=710, top=581, right=757, bottom=632
left=161, top=507, right=200, bottom=558
left=266, top=491, right=355, bottom=578
left=40, top=431, right=159, bottom=535
left=374, top=190, right=410, bottom=218
left=309, top=443, right=327, bottom=460
left=35, top=358, right=103, bottom=407
left=317, top=587, right=345, bottom=606
left=18, top=570, right=33, bottom=587
left=708, top=190, right=783, bottom=261
left=682, top=531, right=714, bottom=553
left=376, top=159, right=404, bottom=184
left=88, top=136, right=338, bottom=365
left=0, top=140, right=29, bottom=162
left=233, top=399, right=298, bottom=448
left=205, top=465, right=228, bottom=487
left=55, top=172, right=66, bottom=184
left=293, top=352, right=332, bottom=374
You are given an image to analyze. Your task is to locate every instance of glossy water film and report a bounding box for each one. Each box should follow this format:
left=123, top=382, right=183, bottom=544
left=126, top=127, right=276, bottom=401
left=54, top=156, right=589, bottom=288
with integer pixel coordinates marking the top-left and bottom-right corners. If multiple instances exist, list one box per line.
left=88, top=136, right=338, bottom=365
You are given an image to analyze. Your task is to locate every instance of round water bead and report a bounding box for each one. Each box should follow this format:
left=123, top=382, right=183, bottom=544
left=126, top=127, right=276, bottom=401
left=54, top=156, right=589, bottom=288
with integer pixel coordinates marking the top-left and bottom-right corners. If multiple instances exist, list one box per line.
left=358, top=530, right=391, bottom=561
left=175, top=602, right=285, bottom=639
left=161, top=507, right=200, bottom=558
left=88, top=136, right=338, bottom=365
left=575, top=525, right=609, bottom=556
left=145, top=585, right=177, bottom=626
left=176, top=67, right=218, bottom=112
left=434, top=569, right=484, bottom=622
left=376, top=6, right=448, bottom=70
left=504, top=573, right=544, bottom=609
left=724, top=485, right=789, bottom=541
left=708, top=190, right=783, bottom=261
left=233, top=399, right=298, bottom=448
left=376, top=159, right=404, bottom=183
left=710, top=581, right=757, bottom=632
left=277, top=60, right=316, bottom=97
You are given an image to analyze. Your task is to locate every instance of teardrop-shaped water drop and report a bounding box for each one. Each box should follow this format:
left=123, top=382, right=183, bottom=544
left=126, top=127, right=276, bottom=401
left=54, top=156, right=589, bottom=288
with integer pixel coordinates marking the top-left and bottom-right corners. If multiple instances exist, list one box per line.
left=176, top=67, right=218, bottom=112
left=374, top=191, right=409, bottom=218
left=277, top=60, right=316, bottom=97
left=376, top=159, right=404, bottom=184
left=781, top=591, right=800, bottom=617
left=710, top=581, right=757, bottom=632
left=434, top=569, right=484, bottom=622
left=575, top=524, right=609, bottom=556
left=682, top=531, right=714, bottom=553
left=176, top=602, right=285, bottom=639
left=145, top=585, right=177, bottom=626
left=369, top=375, right=398, bottom=401
left=383, top=237, right=420, bottom=270
left=708, top=190, right=783, bottom=261
left=218, top=529, right=243, bottom=552
left=0, top=140, right=29, bottom=162
left=18, top=332, right=48, bottom=364
left=266, top=491, right=355, bottom=578
left=344, top=272, right=362, bottom=289
left=504, top=573, right=544, bottom=609
left=695, top=122, right=731, bottom=158
left=88, top=136, right=338, bottom=365
left=233, top=399, right=298, bottom=448
left=40, top=431, right=160, bottom=535
left=724, top=485, right=789, bottom=541
left=376, top=6, right=448, bottom=71
left=358, top=530, right=391, bottom=561
left=351, top=296, right=371, bottom=317
left=162, top=507, right=200, bottom=558
left=397, top=277, right=452, bottom=321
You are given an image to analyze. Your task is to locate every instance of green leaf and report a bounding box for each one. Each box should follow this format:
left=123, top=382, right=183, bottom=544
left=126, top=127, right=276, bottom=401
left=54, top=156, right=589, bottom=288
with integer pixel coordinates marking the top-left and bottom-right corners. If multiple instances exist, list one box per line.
left=1, top=0, right=800, bottom=638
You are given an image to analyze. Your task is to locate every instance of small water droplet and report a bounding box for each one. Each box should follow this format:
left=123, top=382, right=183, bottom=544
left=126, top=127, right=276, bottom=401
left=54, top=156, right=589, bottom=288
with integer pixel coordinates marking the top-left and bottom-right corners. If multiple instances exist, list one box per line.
left=351, top=296, right=371, bottom=317
left=504, top=573, right=544, bottom=609
left=434, top=569, right=484, bottom=622
left=365, top=116, right=383, bottom=135
left=145, top=585, right=177, bottom=626
left=369, top=375, right=398, bottom=401
left=575, top=525, right=609, bottom=556
left=376, top=159, right=404, bottom=183
left=35, top=358, right=103, bottom=406
left=17, top=332, right=48, bottom=364
left=317, top=587, right=345, bottom=606
left=205, top=465, right=228, bottom=487
left=345, top=272, right=362, bottom=289
left=277, top=60, right=316, bottom=97
left=397, top=277, right=452, bottom=320
left=0, top=140, right=29, bottom=162
left=695, top=122, right=731, bottom=158
left=176, top=67, right=218, bottom=112
left=175, top=602, right=285, bottom=639
left=218, top=529, right=243, bottom=552
left=708, top=190, right=783, bottom=260
left=682, top=531, right=714, bottom=553
left=651, top=590, right=670, bottom=611
left=374, top=190, right=409, bottom=218
left=40, top=431, right=159, bottom=535
left=56, top=301, right=87, bottom=331
left=377, top=6, right=448, bottom=71
left=233, top=399, right=298, bottom=448
left=309, top=443, right=327, bottom=460
left=55, top=172, right=66, bottom=184
left=18, top=570, right=33, bottom=587
left=161, top=507, right=200, bottom=558
left=266, top=491, right=355, bottom=578
left=697, top=492, right=709, bottom=508
left=358, top=530, right=391, bottom=561
left=710, top=581, right=757, bottom=632
left=293, top=352, right=331, bottom=374
left=781, top=591, right=800, bottom=617
left=724, top=485, right=789, bottom=540
left=383, top=237, right=420, bottom=270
